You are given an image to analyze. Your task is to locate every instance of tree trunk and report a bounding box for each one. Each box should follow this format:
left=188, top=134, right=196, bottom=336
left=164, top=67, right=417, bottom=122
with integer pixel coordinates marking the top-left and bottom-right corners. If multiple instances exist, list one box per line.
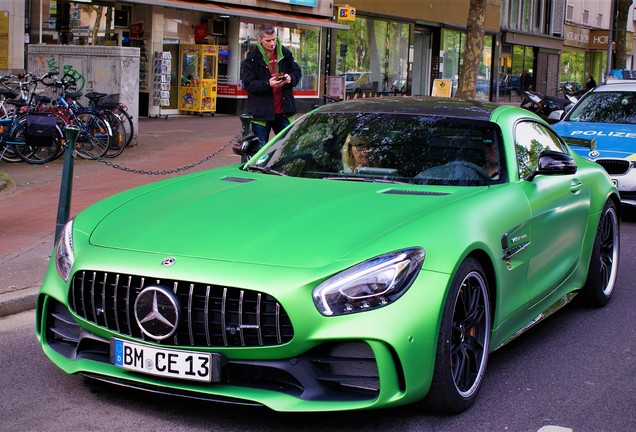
left=614, top=0, right=632, bottom=70
left=90, top=6, right=103, bottom=46
left=455, top=0, right=487, bottom=100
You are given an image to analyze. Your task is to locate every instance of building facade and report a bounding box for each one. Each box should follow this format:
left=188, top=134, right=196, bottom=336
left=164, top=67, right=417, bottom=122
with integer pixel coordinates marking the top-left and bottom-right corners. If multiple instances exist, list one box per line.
left=2, top=0, right=635, bottom=116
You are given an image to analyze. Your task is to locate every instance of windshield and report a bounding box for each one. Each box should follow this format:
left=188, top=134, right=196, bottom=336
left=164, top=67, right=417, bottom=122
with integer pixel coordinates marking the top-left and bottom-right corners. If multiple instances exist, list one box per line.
left=246, top=112, right=505, bottom=186
left=567, top=91, right=636, bottom=124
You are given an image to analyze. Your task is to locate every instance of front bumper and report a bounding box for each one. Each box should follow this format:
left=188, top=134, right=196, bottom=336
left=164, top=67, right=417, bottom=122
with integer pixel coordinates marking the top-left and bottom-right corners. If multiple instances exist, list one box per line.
left=595, top=158, right=636, bottom=206
left=35, top=260, right=451, bottom=412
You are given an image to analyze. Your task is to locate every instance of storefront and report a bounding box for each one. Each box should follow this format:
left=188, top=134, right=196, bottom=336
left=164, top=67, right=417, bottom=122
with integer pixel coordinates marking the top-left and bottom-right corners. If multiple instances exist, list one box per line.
left=332, top=14, right=412, bottom=96
left=500, top=31, right=563, bottom=98
left=132, top=1, right=348, bottom=116
left=30, top=1, right=347, bottom=116
left=561, top=24, right=608, bottom=93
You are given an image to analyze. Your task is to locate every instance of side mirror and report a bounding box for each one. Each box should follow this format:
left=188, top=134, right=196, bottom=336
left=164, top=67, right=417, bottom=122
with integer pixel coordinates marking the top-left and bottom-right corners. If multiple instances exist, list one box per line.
left=547, top=110, right=563, bottom=123
left=232, top=135, right=261, bottom=162
left=526, top=150, right=577, bottom=181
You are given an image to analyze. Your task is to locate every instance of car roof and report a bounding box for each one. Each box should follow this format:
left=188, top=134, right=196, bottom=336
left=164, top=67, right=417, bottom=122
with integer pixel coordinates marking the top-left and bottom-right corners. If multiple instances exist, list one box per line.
left=593, top=81, right=636, bottom=92
left=314, top=96, right=501, bottom=121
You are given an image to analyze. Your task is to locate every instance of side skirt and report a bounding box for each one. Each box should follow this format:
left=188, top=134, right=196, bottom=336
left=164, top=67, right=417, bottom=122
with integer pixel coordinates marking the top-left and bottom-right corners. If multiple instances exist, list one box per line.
left=492, top=292, right=578, bottom=351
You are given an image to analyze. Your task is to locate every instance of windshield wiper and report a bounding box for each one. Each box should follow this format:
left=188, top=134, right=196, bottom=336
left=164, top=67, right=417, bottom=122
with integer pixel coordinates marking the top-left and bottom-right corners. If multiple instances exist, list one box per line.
left=323, top=175, right=408, bottom=184
left=245, top=165, right=287, bottom=176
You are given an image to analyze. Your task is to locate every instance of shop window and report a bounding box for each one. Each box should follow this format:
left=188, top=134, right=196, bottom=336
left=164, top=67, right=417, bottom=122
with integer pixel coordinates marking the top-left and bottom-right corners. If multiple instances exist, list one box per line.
left=439, top=29, right=494, bottom=100
left=334, top=17, right=411, bottom=95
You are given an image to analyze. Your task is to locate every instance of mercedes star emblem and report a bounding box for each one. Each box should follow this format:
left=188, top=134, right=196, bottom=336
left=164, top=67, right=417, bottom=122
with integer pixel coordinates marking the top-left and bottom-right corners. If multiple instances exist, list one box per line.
left=134, top=285, right=180, bottom=340
left=161, top=257, right=176, bottom=267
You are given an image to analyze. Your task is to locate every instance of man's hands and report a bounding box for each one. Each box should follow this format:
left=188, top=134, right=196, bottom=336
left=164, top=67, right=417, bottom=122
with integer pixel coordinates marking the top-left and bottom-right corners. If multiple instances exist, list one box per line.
left=269, top=73, right=291, bottom=88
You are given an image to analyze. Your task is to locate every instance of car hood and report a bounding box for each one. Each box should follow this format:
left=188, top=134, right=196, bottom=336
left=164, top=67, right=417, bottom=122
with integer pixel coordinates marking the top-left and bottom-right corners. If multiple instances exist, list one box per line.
left=553, top=121, right=636, bottom=159
left=87, top=169, right=480, bottom=268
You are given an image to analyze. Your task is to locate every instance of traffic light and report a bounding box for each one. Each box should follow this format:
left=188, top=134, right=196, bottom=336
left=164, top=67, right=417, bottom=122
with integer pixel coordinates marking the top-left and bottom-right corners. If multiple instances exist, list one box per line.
left=340, top=43, right=348, bottom=57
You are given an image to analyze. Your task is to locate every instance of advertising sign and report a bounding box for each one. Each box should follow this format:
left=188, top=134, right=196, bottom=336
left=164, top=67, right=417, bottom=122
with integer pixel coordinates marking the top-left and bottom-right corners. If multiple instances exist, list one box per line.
left=431, top=79, right=453, bottom=97
left=337, top=7, right=356, bottom=21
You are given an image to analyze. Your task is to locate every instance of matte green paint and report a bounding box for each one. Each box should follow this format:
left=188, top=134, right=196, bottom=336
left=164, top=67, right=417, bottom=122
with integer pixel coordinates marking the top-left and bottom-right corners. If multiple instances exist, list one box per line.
left=36, top=101, right=618, bottom=412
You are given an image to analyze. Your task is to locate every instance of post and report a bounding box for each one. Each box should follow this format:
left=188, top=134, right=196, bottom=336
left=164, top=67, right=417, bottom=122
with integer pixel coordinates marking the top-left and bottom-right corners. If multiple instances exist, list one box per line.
left=239, top=113, right=253, bottom=163
left=240, top=113, right=253, bottom=137
left=55, top=125, right=80, bottom=240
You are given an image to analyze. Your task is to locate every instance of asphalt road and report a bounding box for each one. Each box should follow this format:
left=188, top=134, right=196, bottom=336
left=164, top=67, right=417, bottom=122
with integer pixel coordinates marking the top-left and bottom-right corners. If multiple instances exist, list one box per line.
left=1, top=214, right=635, bottom=432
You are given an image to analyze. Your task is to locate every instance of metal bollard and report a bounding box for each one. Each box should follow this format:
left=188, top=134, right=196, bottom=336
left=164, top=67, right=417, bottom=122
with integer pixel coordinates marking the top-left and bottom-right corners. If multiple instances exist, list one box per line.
left=239, top=113, right=253, bottom=163
left=55, top=125, right=80, bottom=240
left=239, top=113, right=253, bottom=137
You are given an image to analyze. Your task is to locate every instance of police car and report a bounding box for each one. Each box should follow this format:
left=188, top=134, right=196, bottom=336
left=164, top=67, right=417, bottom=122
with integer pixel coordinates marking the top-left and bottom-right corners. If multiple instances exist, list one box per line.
left=552, top=70, right=636, bottom=206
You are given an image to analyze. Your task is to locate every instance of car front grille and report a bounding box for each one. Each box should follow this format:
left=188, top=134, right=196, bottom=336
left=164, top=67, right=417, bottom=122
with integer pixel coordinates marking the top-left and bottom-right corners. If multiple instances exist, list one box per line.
left=68, top=271, right=294, bottom=348
left=596, top=159, right=631, bottom=175
left=45, top=296, right=379, bottom=403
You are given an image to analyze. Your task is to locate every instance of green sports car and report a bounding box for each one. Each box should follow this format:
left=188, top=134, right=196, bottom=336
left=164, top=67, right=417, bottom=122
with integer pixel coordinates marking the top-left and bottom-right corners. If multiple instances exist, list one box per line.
left=36, top=97, right=620, bottom=413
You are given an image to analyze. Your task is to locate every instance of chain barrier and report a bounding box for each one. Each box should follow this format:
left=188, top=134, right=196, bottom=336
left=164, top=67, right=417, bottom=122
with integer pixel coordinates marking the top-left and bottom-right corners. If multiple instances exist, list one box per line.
left=95, top=130, right=244, bottom=176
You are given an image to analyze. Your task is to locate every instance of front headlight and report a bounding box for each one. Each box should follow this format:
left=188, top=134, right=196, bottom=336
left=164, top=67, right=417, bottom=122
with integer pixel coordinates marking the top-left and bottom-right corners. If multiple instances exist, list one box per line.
left=313, top=248, right=425, bottom=316
left=55, top=220, right=75, bottom=282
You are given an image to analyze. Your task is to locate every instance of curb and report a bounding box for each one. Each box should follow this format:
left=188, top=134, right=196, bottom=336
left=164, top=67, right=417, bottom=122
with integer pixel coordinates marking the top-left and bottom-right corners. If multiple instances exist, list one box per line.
left=0, top=286, right=39, bottom=318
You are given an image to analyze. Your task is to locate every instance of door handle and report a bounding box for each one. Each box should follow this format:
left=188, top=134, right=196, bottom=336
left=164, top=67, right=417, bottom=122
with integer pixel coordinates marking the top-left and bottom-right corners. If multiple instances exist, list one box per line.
left=570, top=179, right=583, bottom=192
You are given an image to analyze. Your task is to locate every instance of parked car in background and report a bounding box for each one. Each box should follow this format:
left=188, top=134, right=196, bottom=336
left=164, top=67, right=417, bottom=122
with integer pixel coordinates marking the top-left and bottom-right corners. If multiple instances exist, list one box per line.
left=344, top=71, right=373, bottom=95
left=552, top=72, right=636, bottom=206
left=37, top=97, right=620, bottom=414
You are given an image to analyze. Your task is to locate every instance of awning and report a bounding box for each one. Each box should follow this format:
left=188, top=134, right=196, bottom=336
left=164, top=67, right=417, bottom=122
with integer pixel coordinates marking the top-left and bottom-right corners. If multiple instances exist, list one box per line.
left=127, top=0, right=349, bottom=30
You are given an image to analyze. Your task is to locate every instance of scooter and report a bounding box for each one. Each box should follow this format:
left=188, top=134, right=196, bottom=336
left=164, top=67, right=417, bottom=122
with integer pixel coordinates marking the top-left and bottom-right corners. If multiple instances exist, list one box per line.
left=521, top=90, right=574, bottom=124
left=547, top=92, right=578, bottom=123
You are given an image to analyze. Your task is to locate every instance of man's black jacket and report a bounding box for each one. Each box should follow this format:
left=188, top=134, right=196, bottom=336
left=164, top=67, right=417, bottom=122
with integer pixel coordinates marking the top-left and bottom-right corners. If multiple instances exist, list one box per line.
left=240, top=44, right=302, bottom=122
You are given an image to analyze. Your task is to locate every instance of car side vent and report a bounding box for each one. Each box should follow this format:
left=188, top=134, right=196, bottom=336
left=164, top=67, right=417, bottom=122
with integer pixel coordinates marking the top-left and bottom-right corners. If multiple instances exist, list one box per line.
left=381, top=189, right=449, bottom=196
left=221, top=176, right=256, bottom=183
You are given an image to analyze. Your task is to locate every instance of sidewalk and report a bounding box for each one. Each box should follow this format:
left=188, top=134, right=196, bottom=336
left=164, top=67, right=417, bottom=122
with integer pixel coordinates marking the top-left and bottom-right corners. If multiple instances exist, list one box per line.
left=0, top=114, right=245, bottom=318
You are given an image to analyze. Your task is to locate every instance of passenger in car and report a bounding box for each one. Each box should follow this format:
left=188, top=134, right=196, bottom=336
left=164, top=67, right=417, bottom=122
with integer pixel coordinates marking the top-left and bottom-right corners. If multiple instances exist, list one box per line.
left=342, top=133, right=376, bottom=172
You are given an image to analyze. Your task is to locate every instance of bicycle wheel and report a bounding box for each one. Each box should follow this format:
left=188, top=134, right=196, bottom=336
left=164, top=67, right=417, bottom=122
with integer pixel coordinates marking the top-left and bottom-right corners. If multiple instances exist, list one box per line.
left=11, top=117, right=62, bottom=164
left=102, top=110, right=127, bottom=158
left=116, top=106, right=134, bottom=147
left=1, top=143, right=22, bottom=162
left=73, top=112, right=110, bottom=159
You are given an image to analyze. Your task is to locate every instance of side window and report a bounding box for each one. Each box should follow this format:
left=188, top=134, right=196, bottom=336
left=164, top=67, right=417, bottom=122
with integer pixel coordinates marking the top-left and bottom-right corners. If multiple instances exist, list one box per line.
left=514, top=121, right=567, bottom=179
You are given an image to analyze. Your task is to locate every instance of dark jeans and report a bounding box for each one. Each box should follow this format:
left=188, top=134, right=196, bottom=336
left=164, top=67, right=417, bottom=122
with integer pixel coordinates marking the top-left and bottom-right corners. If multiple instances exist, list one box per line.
left=251, top=114, right=291, bottom=148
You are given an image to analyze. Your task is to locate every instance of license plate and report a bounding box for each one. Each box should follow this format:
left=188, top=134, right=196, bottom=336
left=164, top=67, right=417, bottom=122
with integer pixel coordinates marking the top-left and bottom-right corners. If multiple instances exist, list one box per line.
left=112, top=339, right=221, bottom=383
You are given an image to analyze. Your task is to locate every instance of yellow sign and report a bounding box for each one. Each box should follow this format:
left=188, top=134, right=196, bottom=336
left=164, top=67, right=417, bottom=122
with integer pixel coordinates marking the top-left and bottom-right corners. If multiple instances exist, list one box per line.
left=431, top=79, right=453, bottom=97
left=337, top=6, right=356, bottom=21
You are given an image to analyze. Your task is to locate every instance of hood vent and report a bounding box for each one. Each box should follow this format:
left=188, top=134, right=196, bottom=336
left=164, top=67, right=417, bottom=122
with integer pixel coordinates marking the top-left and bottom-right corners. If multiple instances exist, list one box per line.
left=221, top=176, right=256, bottom=183
left=381, top=189, right=449, bottom=196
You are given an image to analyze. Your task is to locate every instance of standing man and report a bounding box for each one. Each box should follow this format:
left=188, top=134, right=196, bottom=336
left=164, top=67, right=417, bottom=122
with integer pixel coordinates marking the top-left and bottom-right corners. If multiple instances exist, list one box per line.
left=241, top=24, right=302, bottom=147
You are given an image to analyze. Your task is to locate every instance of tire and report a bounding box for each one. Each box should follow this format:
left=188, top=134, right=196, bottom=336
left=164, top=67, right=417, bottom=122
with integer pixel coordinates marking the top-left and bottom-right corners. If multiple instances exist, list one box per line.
left=73, top=112, right=110, bottom=160
left=102, top=110, right=127, bottom=158
left=12, top=118, right=62, bottom=164
left=117, top=107, right=134, bottom=147
left=1, top=144, right=22, bottom=162
left=423, top=257, right=491, bottom=413
left=580, top=200, right=620, bottom=307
